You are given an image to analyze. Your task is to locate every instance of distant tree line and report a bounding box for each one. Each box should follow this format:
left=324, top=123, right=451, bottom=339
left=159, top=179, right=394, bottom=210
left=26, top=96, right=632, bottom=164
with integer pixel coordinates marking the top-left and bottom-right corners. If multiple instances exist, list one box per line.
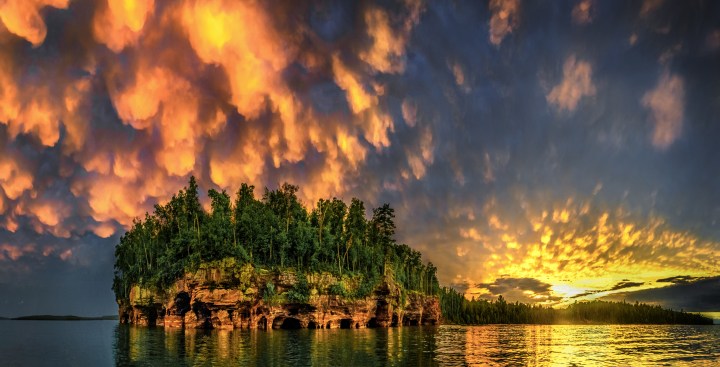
left=440, top=287, right=713, bottom=325
left=113, top=177, right=440, bottom=301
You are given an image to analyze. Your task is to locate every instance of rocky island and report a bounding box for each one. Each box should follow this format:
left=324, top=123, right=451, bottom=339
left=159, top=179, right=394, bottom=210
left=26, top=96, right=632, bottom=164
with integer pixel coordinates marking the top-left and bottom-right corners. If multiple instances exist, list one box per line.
left=114, top=178, right=441, bottom=330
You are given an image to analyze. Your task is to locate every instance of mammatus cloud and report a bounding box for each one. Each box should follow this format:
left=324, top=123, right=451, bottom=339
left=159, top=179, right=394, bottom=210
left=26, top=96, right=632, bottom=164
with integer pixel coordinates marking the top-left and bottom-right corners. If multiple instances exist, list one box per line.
left=0, top=0, right=69, bottom=46
left=546, top=55, right=596, bottom=113
left=642, top=70, right=684, bottom=149
left=571, top=0, right=594, bottom=25
left=0, top=0, right=427, bottom=248
left=488, top=0, right=519, bottom=46
left=93, top=0, right=155, bottom=52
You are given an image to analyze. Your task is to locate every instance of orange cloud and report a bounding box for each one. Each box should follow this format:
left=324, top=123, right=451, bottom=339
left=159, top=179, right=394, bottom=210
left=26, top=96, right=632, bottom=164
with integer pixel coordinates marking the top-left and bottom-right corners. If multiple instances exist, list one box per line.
left=642, top=70, right=684, bottom=149
left=93, top=0, right=155, bottom=52
left=0, top=0, right=69, bottom=46
left=86, top=176, right=147, bottom=226
left=359, top=0, right=422, bottom=74
left=406, top=126, right=434, bottom=180
left=91, top=222, right=116, bottom=238
left=401, top=99, right=417, bottom=127
left=488, top=0, right=519, bottom=46
left=546, top=55, right=596, bottom=112
left=0, top=55, right=62, bottom=146
left=0, top=243, right=34, bottom=261
left=0, top=156, right=33, bottom=200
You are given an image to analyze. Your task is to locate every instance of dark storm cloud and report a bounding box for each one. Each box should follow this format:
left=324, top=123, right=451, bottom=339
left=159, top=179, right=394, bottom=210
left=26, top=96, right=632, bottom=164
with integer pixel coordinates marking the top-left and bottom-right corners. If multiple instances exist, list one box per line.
left=602, top=276, right=720, bottom=312
left=657, top=275, right=707, bottom=284
left=0, top=0, right=719, bottom=316
left=470, top=277, right=561, bottom=303
left=476, top=277, right=553, bottom=294
left=569, top=280, right=645, bottom=299
left=610, top=281, right=645, bottom=291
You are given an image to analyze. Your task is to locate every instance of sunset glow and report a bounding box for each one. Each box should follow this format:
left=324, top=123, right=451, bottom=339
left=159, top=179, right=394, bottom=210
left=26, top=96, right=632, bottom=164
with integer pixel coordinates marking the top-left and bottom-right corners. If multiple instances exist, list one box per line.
left=0, top=0, right=719, bottom=316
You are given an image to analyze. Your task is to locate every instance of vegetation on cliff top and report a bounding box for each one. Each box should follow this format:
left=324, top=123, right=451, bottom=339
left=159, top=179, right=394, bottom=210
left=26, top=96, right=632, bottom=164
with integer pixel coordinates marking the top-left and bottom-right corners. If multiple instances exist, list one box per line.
left=113, top=177, right=440, bottom=302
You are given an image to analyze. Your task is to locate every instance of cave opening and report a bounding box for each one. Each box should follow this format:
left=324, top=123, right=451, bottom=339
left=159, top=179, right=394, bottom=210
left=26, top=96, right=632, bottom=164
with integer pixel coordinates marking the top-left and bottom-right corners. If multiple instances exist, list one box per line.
left=146, top=307, right=158, bottom=327
left=339, top=319, right=352, bottom=329
left=391, top=314, right=399, bottom=327
left=257, top=316, right=267, bottom=330
left=192, top=302, right=212, bottom=329
left=368, top=318, right=379, bottom=328
left=326, top=321, right=331, bottom=329
left=287, top=306, right=299, bottom=316
left=308, top=321, right=318, bottom=329
left=174, top=292, right=190, bottom=316
left=280, top=318, right=303, bottom=329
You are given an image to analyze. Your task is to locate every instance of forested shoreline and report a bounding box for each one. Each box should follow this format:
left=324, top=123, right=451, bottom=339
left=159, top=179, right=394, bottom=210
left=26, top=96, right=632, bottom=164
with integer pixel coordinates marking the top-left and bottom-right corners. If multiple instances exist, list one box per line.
left=113, top=177, right=440, bottom=303
left=440, top=287, right=713, bottom=325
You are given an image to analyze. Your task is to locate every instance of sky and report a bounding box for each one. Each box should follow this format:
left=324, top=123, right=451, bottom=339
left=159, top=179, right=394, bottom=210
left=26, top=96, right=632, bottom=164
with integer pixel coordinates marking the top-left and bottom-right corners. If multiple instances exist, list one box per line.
left=0, top=0, right=719, bottom=317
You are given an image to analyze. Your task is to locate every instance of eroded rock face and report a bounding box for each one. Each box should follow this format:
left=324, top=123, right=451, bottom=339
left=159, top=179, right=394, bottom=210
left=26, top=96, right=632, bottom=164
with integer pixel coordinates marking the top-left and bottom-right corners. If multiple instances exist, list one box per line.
left=118, top=264, right=441, bottom=330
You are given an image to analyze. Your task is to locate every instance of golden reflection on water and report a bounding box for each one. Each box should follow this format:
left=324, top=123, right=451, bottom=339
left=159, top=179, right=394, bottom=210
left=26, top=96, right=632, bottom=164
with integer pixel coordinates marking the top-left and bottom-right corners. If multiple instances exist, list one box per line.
left=451, top=324, right=720, bottom=366
left=114, top=324, right=720, bottom=366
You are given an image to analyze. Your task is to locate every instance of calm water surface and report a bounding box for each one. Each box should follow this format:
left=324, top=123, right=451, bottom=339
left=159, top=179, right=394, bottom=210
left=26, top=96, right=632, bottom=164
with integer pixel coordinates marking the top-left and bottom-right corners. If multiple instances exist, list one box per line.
left=1, top=321, right=719, bottom=366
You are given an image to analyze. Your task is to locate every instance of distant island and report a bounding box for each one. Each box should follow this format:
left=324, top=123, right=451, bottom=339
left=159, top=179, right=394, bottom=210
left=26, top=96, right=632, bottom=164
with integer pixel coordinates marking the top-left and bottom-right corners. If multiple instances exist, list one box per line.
left=9, top=315, right=119, bottom=321
left=113, top=177, right=713, bottom=329
left=440, top=289, right=712, bottom=325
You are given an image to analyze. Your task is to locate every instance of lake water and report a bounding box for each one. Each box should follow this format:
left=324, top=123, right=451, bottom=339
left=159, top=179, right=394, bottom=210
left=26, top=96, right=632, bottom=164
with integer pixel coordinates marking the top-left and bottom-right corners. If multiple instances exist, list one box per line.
left=1, top=321, right=719, bottom=366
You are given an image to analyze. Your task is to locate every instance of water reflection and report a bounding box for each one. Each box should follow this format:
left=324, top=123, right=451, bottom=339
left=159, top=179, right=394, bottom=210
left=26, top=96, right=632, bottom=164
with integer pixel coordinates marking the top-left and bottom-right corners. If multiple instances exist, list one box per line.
left=113, top=324, right=720, bottom=366
left=114, top=325, right=440, bottom=366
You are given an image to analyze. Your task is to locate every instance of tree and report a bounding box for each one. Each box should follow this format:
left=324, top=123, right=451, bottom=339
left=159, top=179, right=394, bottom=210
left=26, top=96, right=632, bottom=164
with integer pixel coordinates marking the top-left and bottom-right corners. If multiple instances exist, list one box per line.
left=344, top=198, right=366, bottom=272
left=370, top=203, right=395, bottom=275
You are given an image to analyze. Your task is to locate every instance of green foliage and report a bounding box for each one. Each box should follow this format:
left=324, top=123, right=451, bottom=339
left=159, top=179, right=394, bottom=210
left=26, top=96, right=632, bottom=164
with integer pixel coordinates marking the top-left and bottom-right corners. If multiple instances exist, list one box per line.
left=439, top=287, right=713, bottom=325
left=328, top=282, right=347, bottom=297
left=353, top=278, right=377, bottom=299
left=286, top=273, right=310, bottom=303
left=112, top=177, right=440, bottom=304
left=263, top=282, right=276, bottom=302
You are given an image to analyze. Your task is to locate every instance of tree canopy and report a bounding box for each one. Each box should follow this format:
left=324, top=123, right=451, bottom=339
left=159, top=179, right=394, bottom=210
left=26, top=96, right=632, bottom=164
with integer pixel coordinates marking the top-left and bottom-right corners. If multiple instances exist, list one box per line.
left=113, top=177, right=440, bottom=301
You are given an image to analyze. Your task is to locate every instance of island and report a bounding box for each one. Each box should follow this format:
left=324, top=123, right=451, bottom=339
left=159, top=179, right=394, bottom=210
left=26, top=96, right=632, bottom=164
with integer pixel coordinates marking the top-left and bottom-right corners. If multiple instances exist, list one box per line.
left=10, top=315, right=119, bottom=321
left=113, top=178, right=441, bottom=329
left=114, top=178, right=713, bottom=329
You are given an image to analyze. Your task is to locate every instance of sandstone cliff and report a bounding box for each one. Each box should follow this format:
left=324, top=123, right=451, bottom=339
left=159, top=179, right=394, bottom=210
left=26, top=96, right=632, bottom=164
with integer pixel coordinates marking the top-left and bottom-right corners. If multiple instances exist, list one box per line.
left=118, top=260, right=440, bottom=330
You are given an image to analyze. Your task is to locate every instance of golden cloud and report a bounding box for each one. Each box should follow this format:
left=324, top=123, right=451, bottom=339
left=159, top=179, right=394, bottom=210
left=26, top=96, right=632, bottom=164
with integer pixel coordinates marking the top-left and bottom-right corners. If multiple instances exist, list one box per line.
left=452, top=193, right=720, bottom=305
